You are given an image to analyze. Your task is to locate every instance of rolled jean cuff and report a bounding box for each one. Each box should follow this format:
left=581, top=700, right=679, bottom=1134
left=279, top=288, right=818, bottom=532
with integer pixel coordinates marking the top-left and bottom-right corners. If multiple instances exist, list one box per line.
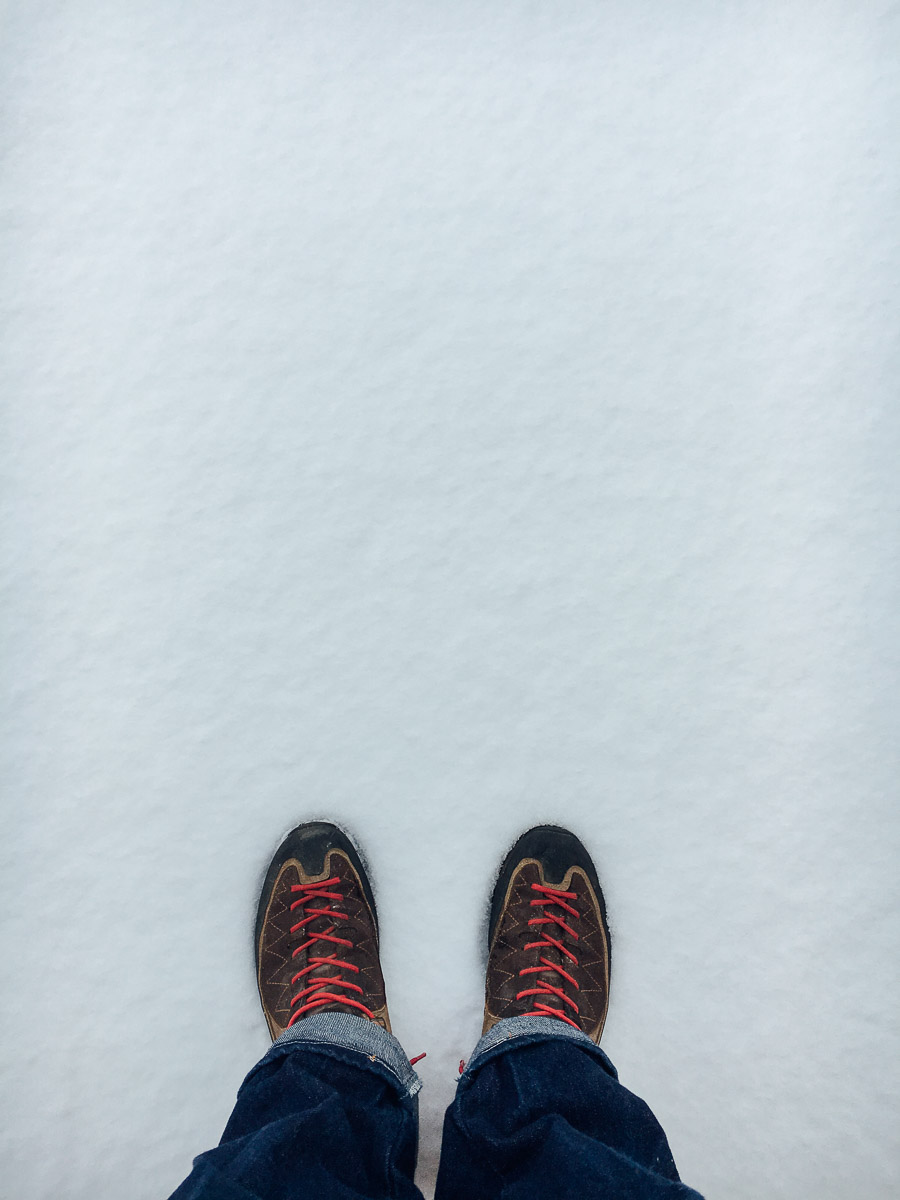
left=462, top=1014, right=618, bottom=1081
left=254, top=1012, right=422, bottom=1098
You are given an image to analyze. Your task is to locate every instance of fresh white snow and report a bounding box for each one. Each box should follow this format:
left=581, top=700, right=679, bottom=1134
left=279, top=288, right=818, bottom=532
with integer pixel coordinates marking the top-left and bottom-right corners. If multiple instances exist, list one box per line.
left=1, top=3, right=898, bottom=1197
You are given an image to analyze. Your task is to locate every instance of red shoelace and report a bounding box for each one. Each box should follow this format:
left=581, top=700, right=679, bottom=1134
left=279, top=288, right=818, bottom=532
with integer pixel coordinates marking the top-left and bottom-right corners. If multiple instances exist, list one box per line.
left=286, top=877, right=375, bottom=1026
left=515, top=882, right=582, bottom=1029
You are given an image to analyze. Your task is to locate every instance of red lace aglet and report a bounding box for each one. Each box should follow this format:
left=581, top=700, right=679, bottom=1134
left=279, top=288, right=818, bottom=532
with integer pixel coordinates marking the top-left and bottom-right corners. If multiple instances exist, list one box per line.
left=458, top=1059, right=466, bottom=1075
left=409, top=1053, right=426, bottom=1067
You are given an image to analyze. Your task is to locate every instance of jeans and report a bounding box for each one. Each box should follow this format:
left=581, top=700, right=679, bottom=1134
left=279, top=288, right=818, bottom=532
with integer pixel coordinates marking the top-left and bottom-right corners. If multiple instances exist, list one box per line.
left=169, top=1013, right=703, bottom=1199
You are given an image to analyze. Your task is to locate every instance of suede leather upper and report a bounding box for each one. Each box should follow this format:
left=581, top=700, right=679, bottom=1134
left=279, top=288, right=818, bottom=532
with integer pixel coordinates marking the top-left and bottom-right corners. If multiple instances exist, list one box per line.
left=256, top=841, right=389, bottom=1039
left=484, top=837, right=611, bottom=1042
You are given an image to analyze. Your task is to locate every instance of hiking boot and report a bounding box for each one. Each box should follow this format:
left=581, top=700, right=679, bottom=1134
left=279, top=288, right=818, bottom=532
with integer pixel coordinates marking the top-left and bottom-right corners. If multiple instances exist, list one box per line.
left=255, top=821, right=390, bottom=1039
left=483, top=824, right=611, bottom=1042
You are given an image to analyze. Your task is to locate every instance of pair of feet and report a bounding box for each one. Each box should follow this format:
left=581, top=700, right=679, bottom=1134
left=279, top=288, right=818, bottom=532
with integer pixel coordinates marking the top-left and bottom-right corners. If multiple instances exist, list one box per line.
left=255, top=822, right=612, bottom=1045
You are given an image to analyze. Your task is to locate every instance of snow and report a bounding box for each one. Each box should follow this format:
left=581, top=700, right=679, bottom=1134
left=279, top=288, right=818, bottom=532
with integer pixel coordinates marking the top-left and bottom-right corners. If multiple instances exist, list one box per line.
left=1, top=3, right=899, bottom=1197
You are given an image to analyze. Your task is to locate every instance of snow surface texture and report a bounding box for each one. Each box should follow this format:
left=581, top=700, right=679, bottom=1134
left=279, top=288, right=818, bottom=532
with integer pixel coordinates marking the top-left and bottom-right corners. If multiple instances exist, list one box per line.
left=1, top=3, right=899, bottom=1197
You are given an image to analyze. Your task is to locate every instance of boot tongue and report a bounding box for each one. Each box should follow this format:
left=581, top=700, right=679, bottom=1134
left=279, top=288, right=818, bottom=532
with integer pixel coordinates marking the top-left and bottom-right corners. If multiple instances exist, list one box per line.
left=301, top=920, right=356, bottom=1016
left=309, top=858, right=376, bottom=1015
left=310, top=897, right=351, bottom=974
left=533, top=871, right=578, bottom=967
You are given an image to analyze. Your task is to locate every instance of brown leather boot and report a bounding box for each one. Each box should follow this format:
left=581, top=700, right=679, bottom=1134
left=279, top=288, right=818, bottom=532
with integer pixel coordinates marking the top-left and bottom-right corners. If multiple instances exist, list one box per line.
left=483, top=825, right=612, bottom=1042
left=255, top=822, right=390, bottom=1039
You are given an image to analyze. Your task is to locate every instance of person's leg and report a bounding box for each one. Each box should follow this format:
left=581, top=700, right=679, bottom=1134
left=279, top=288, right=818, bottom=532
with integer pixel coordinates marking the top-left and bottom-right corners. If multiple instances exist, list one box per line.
left=435, top=826, right=703, bottom=1200
left=168, top=822, right=424, bottom=1200
left=436, top=1018, right=701, bottom=1199
left=170, top=1013, right=423, bottom=1200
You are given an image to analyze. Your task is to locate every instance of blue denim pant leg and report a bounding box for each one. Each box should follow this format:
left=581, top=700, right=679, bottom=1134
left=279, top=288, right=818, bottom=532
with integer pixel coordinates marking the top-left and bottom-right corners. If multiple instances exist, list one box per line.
left=434, top=1016, right=704, bottom=1200
left=168, top=1013, right=425, bottom=1200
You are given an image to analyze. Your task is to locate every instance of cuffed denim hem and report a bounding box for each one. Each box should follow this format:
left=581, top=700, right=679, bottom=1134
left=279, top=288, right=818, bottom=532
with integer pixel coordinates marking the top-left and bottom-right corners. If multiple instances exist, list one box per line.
left=462, top=1014, right=618, bottom=1081
left=250, top=1013, right=422, bottom=1098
